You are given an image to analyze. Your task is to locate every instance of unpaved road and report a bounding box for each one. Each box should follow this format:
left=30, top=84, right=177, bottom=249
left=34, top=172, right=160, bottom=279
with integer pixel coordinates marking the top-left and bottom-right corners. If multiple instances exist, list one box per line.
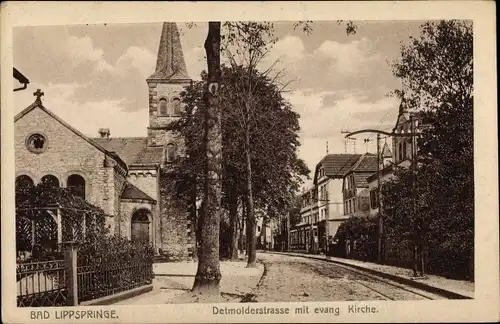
left=252, top=253, right=445, bottom=302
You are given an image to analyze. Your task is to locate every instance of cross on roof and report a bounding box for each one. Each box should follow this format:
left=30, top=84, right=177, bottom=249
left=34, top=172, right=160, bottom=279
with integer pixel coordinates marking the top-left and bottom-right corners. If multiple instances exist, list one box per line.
left=33, top=89, right=44, bottom=102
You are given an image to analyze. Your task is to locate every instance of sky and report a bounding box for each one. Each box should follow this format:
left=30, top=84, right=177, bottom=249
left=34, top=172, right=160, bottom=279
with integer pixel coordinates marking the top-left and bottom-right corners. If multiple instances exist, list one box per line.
left=13, top=21, right=425, bottom=188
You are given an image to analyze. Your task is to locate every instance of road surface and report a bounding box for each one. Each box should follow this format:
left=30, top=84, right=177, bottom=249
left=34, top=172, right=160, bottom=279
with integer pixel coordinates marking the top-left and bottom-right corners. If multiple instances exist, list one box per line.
left=250, top=253, right=446, bottom=302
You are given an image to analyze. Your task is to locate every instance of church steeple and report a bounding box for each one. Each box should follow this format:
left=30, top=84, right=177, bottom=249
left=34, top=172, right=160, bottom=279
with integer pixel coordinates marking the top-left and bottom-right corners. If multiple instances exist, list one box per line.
left=146, top=22, right=191, bottom=154
left=148, top=22, right=190, bottom=81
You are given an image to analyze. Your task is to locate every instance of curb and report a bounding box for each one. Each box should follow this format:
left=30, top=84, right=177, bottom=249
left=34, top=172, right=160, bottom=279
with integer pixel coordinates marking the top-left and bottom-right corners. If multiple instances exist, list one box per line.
left=264, top=251, right=472, bottom=300
left=80, top=284, right=154, bottom=306
left=240, top=260, right=267, bottom=303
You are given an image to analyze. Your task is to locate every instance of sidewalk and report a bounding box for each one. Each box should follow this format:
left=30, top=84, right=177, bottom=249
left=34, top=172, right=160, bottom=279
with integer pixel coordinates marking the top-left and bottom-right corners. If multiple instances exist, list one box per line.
left=114, top=260, right=264, bottom=305
left=266, top=251, right=474, bottom=299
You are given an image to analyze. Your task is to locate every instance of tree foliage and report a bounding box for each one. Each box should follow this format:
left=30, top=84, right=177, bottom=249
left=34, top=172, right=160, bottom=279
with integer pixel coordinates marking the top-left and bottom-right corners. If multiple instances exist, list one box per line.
left=173, top=64, right=309, bottom=226
left=383, top=20, right=474, bottom=279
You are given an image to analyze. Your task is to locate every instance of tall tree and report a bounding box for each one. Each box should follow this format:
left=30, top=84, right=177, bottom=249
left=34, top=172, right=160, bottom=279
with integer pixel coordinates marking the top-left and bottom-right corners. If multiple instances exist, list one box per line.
left=191, top=22, right=223, bottom=297
left=385, top=20, right=473, bottom=279
left=178, top=20, right=357, bottom=292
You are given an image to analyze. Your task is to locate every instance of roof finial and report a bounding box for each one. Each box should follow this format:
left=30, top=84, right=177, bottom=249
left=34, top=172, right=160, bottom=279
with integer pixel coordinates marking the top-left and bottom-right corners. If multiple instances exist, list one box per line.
left=326, top=141, right=329, bottom=154
left=33, top=89, right=44, bottom=103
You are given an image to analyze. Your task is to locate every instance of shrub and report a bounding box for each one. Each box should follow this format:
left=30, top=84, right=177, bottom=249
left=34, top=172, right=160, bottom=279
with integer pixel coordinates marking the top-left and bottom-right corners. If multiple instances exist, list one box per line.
left=335, top=216, right=378, bottom=261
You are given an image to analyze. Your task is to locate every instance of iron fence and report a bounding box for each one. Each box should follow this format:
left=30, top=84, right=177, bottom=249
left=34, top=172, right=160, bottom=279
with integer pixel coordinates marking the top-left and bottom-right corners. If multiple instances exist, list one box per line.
left=17, top=260, right=67, bottom=307
left=77, top=261, right=154, bottom=302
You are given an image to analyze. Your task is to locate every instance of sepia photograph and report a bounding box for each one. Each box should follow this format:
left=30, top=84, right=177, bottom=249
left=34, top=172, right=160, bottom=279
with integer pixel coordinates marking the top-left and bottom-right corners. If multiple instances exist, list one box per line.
left=1, top=1, right=498, bottom=323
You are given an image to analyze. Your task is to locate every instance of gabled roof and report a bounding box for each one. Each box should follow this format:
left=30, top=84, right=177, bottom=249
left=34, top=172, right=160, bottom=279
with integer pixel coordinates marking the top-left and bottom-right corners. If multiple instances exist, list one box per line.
left=121, top=183, right=156, bottom=203
left=343, top=154, right=379, bottom=188
left=15, top=101, right=128, bottom=171
left=315, top=153, right=362, bottom=181
left=92, top=137, right=163, bottom=166
left=347, top=153, right=378, bottom=174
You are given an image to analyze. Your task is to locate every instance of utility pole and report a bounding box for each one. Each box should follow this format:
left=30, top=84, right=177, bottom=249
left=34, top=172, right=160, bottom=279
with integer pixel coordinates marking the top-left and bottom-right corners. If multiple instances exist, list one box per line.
left=376, top=133, right=383, bottom=263
left=344, top=128, right=422, bottom=266
left=286, top=210, right=291, bottom=252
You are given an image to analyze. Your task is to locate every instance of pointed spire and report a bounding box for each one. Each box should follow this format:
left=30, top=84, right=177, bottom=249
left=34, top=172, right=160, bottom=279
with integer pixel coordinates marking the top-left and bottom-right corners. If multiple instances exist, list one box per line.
left=148, top=22, right=190, bottom=81
left=381, top=142, right=392, bottom=158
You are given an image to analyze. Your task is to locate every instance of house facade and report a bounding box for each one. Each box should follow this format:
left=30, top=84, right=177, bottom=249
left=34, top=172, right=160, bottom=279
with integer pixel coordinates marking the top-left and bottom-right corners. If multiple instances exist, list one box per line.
left=290, top=154, right=362, bottom=252
left=14, top=22, right=195, bottom=260
left=342, top=153, right=378, bottom=218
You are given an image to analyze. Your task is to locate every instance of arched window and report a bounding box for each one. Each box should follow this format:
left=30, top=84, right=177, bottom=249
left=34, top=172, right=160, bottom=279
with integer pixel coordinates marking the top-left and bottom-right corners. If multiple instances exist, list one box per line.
left=16, top=175, right=34, bottom=191
left=172, top=98, right=181, bottom=115
left=159, top=98, right=168, bottom=116
left=67, top=174, right=86, bottom=199
left=131, top=209, right=151, bottom=243
left=41, top=174, right=59, bottom=187
left=166, top=143, right=176, bottom=162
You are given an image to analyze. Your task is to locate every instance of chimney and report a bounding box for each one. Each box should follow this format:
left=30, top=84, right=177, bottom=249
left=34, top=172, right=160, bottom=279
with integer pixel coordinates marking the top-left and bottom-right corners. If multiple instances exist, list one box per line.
left=98, top=128, right=110, bottom=139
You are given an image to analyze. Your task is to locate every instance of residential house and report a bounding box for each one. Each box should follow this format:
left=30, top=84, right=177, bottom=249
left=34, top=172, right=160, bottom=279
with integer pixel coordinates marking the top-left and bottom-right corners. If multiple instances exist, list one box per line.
left=290, top=154, right=362, bottom=253
left=342, top=153, right=379, bottom=218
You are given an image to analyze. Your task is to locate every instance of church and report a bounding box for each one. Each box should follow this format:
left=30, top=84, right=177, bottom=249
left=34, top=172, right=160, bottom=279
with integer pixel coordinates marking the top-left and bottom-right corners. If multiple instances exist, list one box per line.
left=14, top=23, right=195, bottom=260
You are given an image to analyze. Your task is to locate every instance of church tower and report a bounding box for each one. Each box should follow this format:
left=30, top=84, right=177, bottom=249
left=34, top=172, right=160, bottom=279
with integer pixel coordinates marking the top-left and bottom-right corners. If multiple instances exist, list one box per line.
left=146, top=22, right=191, bottom=163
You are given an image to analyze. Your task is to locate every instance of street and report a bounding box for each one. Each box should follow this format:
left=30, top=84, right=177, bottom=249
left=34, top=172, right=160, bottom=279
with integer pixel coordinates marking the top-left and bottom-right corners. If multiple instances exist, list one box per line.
left=251, top=253, right=446, bottom=302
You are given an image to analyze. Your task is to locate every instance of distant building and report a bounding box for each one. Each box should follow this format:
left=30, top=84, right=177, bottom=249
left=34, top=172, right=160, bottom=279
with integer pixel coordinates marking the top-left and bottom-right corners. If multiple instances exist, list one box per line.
left=342, top=153, right=378, bottom=218
left=290, top=154, right=362, bottom=253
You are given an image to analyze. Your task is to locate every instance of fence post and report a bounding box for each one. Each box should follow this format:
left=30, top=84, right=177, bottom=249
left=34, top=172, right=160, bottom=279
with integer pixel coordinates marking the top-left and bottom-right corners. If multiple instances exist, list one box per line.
left=62, top=241, right=78, bottom=306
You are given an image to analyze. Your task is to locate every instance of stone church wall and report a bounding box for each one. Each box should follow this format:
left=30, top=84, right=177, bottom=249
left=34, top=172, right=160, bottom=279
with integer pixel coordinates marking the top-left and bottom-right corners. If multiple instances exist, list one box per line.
left=16, top=107, right=106, bottom=208
left=157, top=169, right=194, bottom=261
left=127, top=171, right=158, bottom=200
left=15, top=107, right=121, bottom=232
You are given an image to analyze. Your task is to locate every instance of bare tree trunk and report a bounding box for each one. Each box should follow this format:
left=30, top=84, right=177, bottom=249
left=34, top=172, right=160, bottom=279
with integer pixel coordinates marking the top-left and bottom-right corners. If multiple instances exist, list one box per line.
left=191, top=176, right=198, bottom=261
left=229, top=189, right=239, bottom=261
left=240, top=197, right=246, bottom=256
left=245, top=110, right=257, bottom=268
left=192, top=22, right=222, bottom=297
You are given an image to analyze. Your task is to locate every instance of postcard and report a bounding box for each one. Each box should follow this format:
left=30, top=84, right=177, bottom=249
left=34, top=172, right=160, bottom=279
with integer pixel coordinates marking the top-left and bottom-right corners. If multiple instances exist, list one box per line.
left=1, top=1, right=498, bottom=323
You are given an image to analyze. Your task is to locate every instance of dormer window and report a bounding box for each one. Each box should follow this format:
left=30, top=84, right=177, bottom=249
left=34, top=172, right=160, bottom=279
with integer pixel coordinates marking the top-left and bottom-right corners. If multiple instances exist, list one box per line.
left=159, top=98, right=168, bottom=116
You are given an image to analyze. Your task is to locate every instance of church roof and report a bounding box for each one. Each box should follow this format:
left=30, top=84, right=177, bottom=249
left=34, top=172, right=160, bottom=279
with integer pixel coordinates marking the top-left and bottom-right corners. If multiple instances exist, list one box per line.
left=92, top=137, right=163, bottom=166
left=121, top=182, right=156, bottom=203
left=147, top=22, right=190, bottom=81
left=15, top=101, right=128, bottom=172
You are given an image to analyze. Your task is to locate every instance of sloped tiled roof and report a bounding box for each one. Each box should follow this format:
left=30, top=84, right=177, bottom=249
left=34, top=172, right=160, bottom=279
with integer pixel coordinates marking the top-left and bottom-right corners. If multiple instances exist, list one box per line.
left=351, top=154, right=378, bottom=173
left=92, top=137, right=163, bottom=166
left=121, top=183, right=156, bottom=202
left=345, top=154, right=379, bottom=188
left=317, top=154, right=362, bottom=179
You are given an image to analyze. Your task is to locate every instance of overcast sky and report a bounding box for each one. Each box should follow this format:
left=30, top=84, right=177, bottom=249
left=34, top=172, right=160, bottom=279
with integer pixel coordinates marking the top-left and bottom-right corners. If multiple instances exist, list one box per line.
left=14, top=21, right=425, bottom=187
